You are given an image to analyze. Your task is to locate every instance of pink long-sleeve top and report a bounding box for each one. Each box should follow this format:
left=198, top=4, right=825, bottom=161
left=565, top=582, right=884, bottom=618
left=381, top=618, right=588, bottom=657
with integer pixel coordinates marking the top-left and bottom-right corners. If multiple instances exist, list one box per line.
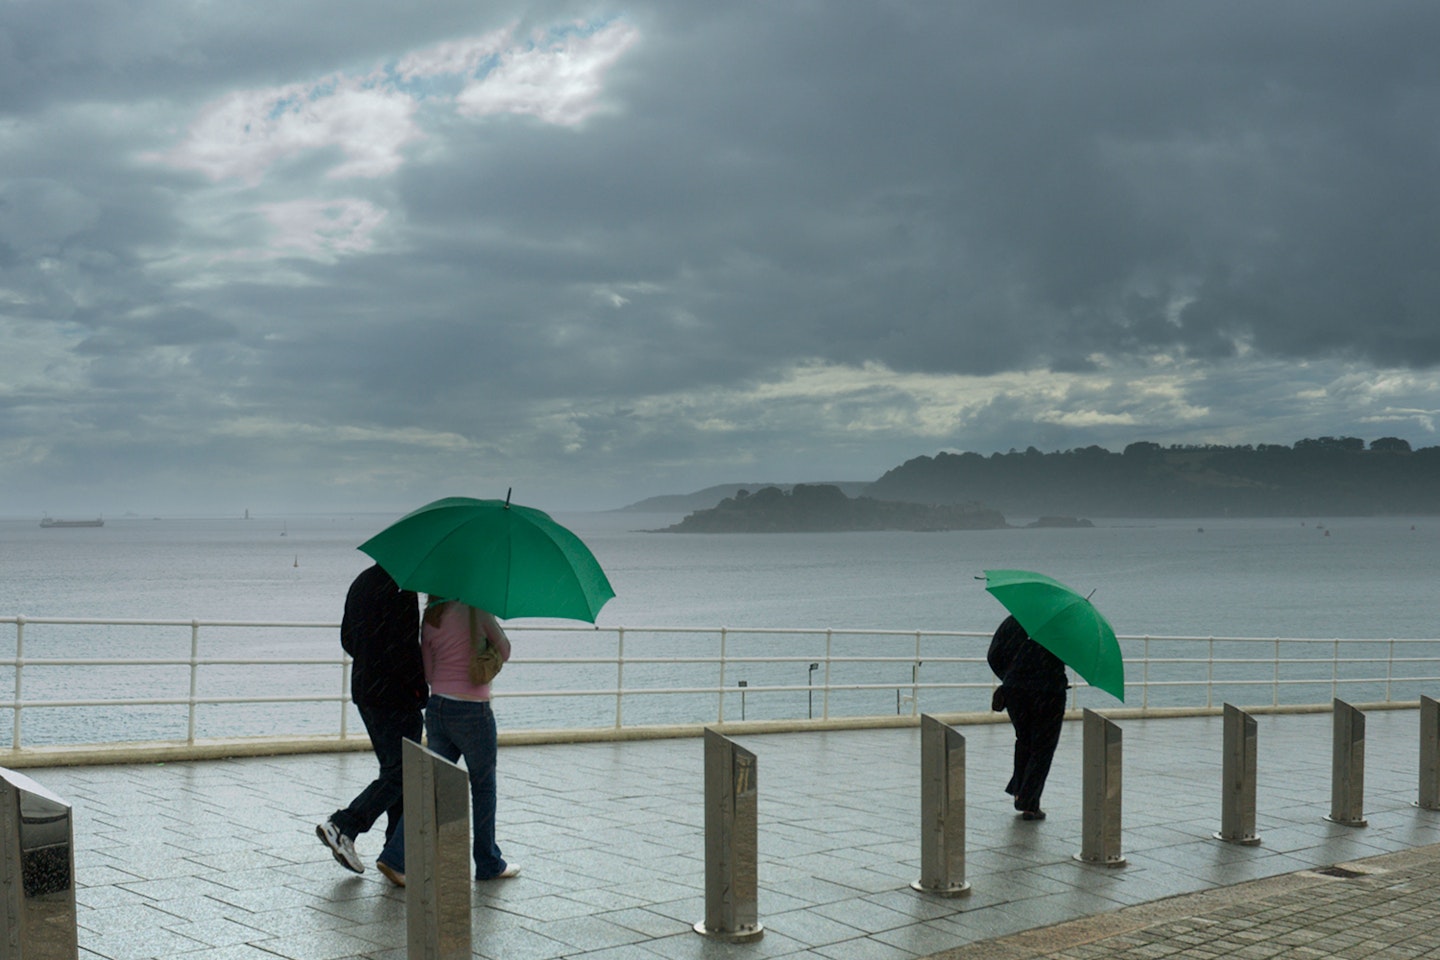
left=422, top=601, right=512, bottom=701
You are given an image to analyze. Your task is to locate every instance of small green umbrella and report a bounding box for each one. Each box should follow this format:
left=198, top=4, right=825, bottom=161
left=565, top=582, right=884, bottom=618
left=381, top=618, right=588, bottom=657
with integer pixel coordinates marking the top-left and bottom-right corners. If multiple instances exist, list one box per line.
left=359, top=494, right=615, bottom=622
left=983, top=568, right=1125, bottom=701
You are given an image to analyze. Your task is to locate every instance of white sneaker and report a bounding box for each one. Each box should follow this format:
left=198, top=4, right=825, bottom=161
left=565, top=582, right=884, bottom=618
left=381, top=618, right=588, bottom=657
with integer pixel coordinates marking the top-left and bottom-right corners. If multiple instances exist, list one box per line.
left=316, top=820, right=364, bottom=874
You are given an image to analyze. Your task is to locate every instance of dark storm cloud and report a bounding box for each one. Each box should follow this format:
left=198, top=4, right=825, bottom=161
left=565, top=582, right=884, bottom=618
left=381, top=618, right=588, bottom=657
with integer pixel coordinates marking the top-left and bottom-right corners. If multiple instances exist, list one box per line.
left=369, top=0, right=1440, bottom=380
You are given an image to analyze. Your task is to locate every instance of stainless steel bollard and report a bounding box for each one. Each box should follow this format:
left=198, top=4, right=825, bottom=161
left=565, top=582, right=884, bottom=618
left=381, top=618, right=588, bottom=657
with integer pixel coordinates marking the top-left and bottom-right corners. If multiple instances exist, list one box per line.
left=1325, top=699, right=1367, bottom=827
left=911, top=715, right=971, bottom=896
left=1419, top=696, right=1440, bottom=811
left=1214, top=704, right=1262, bottom=845
left=403, top=739, right=472, bottom=960
left=1, top=767, right=77, bottom=960
left=1074, top=709, right=1126, bottom=866
left=694, top=728, right=763, bottom=942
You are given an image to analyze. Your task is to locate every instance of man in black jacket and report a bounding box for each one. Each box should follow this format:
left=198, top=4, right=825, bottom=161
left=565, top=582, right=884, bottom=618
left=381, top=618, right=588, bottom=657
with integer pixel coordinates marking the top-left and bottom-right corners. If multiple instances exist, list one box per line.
left=988, top=615, right=1068, bottom=820
left=317, top=564, right=427, bottom=873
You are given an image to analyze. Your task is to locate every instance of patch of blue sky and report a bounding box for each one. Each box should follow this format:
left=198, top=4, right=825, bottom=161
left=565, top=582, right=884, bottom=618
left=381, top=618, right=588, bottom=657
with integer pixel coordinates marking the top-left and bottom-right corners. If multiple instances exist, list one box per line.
left=266, top=94, right=303, bottom=122
left=380, top=64, right=490, bottom=102
left=383, top=70, right=466, bottom=103
left=543, top=15, right=622, bottom=43
left=307, top=78, right=338, bottom=101
left=357, top=14, right=622, bottom=103
left=264, top=79, right=337, bottom=121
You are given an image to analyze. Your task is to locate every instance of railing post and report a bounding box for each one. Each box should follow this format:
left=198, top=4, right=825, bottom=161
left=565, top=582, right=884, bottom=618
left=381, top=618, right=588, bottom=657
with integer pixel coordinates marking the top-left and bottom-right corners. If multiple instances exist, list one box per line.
left=717, top=628, right=728, bottom=724
left=1, top=765, right=78, bottom=960
left=1074, top=709, right=1125, bottom=866
left=1141, top=636, right=1150, bottom=710
left=1273, top=638, right=1280, bottom=707
left=694, top=729, right=763, bottom=942
left=911, top=715, right=970, bottom=897
left=339, top=655, right=350, bottom=740
left=187, top=621, right=200, bottom=745
left=403, top=739, right=472, bottom=960
left=1213, top=704, right=1261, bottom=845
left=1418, top=695, right=1440, bottom=811
left=1386, top=638, right=1395, bottom=702
left=912, top=632, right=922, bottom=717
left=12, top=618, right=23, bottom=752
left=1325, top=698, right=1367, bottom=827
left=614, top=627, right=625, bottom=729
left=1206, top=637, right=1214, bottom=709
left=1331, top=639, right=1339, bottom=701
left=822, top=630, right=832, bottom=721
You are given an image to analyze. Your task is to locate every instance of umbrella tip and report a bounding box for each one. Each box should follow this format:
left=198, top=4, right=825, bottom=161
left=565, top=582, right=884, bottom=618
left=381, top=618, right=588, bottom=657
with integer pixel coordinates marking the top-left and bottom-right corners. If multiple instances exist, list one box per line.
left=505, top=487, right=512, bottom=508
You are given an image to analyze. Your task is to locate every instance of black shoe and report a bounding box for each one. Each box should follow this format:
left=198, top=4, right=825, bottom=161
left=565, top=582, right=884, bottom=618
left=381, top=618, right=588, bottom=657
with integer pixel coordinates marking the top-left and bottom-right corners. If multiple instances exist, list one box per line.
left=1021, top=810, right=1046, bottom=821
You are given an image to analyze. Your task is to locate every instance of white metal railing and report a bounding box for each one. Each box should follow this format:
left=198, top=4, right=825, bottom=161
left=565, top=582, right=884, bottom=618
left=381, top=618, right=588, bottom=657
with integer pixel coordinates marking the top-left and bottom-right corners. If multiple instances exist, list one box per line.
left=3, top=616, right=1439, bottom=752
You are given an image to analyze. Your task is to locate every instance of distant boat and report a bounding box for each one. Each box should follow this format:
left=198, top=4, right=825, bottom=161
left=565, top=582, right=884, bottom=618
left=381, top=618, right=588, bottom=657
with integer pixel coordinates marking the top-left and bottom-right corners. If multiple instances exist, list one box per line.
left=40, top=517, right=104, bottom=528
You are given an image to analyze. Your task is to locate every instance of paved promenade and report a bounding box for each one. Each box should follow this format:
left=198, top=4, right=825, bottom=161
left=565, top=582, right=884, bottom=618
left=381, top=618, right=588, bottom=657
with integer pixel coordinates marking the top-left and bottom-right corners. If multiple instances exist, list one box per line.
left=27, top=708, right=1440, bottom=959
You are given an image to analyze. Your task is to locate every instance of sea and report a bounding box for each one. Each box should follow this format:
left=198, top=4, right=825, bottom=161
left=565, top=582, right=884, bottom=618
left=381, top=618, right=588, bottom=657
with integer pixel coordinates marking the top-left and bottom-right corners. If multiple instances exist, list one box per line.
left=2, top=512, right=1438, bottom=746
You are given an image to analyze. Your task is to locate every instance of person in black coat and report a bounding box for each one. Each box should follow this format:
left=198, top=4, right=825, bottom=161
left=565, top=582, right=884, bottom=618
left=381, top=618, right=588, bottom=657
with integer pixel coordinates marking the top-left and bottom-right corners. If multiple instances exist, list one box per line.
left=988, top=614, right=1068, bottom=820
left=316, top=564, right=428, bottom=873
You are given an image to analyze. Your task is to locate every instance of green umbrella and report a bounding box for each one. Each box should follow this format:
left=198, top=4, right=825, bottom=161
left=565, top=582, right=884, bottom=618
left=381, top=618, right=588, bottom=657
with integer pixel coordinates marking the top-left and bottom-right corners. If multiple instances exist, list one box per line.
left=359, top=494, right=615, bottom=622
left=983, top=568, right=1125, bottom=701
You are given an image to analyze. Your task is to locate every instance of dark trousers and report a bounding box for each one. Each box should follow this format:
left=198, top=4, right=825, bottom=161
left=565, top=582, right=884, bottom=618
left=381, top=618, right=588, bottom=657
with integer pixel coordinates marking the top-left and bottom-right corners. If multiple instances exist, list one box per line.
left=330, top=704, right=423, bottom=842
left=1004, top=687, right=1067, bottom=812
left=378, top=696, right=507, bottom=878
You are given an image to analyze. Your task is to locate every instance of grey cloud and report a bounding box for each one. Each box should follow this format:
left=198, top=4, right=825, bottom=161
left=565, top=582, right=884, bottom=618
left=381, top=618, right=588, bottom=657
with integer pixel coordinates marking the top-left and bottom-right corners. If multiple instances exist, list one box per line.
left=73, top=306, right=239, bottom=354
left=3, top=0, right=1440, bottom=514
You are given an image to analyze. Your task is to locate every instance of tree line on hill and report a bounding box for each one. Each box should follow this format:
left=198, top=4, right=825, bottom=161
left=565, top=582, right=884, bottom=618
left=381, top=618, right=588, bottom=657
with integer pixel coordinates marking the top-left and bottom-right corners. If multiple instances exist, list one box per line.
left=654, top=483, right=1009, bottom=532
left=866, top=436, right=1440, bottom=517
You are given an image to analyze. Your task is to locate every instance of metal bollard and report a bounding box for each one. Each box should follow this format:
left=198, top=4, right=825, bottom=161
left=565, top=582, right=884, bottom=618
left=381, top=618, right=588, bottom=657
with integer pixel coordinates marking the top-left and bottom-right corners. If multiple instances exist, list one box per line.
left=1, top=767, right=77, bottom=960
left=911, top=715, right=971, bottom=897
left=403, top=739, right=473, bottom=960
left=1214, top=704, right=1262, bottom=845
left=694, top=728, right=763, bottom=942
left=1325, top=699, right=1367, bottom=827
left=1074, top=709, right=1126, bottom=866
left=1419, top=696, right=1440, bottom=811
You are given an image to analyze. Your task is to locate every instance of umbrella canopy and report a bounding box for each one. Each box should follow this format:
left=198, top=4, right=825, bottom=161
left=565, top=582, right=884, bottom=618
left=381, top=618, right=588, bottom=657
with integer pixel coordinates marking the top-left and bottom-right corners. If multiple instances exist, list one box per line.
left=983, top=568, right=1125, bottom=701
left=359, top=495, right=615, bottom=622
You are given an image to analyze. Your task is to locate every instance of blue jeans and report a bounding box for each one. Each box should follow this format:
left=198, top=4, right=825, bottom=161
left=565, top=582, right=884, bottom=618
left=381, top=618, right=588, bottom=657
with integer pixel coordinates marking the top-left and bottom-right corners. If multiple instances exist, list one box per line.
left=331, top=704, right=423, bottom=843
left=378, top=697, right=507, bottom=879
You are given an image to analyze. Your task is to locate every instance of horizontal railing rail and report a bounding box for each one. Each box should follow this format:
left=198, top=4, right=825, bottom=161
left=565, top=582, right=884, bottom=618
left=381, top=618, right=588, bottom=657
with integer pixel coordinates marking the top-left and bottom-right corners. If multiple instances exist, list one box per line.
left=3, top=616, right=1439, bottom=752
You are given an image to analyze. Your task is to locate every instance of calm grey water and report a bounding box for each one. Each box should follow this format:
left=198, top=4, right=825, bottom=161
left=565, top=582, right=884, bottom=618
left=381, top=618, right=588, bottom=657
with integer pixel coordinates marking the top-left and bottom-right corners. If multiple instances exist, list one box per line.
left=2, top=512, right=1437, bottom=744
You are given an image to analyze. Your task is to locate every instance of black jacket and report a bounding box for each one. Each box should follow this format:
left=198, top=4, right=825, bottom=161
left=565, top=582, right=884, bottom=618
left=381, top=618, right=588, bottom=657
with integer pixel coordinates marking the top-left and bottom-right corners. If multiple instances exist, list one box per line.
left=987, top=615, right=1068, bottom=692
left=341, top=564, right=427, bottom=710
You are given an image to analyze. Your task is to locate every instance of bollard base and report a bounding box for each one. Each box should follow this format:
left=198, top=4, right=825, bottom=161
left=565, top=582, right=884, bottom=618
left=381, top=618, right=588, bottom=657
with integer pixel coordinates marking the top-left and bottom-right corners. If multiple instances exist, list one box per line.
left=1413, top=801, right=1440, bottom=811
left=1323, top=814, right=1368, bottom=827
left=910, top=879, right=971, bottom=898
left=693, top=921, right=764, bottom=942
left=1073, top=852, right=1127, bottom=867
left=1212, top=831, right=1262, bottom=846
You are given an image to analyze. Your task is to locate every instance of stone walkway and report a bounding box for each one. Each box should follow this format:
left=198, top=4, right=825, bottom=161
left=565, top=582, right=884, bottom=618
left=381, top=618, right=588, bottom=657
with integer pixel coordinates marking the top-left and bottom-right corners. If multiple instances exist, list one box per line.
left=930, top=843, right=1440, bottom=960
left=21, top=708, right=1440, bottom=959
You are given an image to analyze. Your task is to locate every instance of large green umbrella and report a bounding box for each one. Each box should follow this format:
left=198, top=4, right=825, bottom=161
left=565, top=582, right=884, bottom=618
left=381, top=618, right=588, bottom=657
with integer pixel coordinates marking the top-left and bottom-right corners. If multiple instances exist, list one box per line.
left=359, top=495, right=615, bottom=622
left=983, top=568, right=1125, bottom=701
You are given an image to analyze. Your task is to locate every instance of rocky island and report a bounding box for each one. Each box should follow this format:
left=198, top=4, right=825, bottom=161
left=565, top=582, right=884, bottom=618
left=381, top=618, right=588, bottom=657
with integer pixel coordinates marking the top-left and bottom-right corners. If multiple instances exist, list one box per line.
left=653, top=483, right=1010, bottom=533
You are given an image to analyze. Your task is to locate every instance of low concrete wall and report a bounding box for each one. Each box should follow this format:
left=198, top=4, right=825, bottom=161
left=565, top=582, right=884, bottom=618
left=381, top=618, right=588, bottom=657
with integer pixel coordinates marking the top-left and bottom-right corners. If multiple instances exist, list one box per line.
left=0, top=701, right=1419, bottom=769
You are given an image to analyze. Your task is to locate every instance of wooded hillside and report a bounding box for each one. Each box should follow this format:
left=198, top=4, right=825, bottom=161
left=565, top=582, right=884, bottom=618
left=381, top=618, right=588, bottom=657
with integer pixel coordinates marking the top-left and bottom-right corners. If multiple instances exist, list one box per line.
left=866, top=437, right=1439, bottom=517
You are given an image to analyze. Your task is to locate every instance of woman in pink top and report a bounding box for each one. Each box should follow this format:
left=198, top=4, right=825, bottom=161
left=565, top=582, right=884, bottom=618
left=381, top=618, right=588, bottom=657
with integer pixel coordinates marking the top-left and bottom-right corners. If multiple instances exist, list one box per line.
left=376, top=598, right=518, bottom=884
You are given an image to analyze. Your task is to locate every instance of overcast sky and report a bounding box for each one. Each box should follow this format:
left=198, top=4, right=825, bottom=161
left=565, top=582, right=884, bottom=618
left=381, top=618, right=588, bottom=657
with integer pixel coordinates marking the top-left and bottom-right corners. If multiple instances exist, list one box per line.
left=3, top=1, right=1439, bottom=516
